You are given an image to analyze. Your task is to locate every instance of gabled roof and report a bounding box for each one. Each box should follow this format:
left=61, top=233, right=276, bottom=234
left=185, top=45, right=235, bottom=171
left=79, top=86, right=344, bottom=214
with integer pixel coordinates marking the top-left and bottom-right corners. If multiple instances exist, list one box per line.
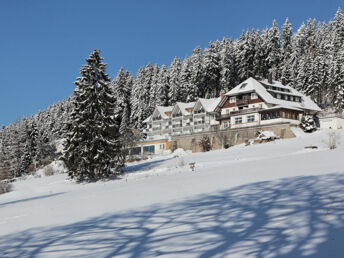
left=224, top=77, right=321, bottom=112
left=156, top=106, right=173, bottom=119
left=143, top=115, right=152, bottom=123
left=173, top=102, right=196, bottom=116
left=196, top=97, right=222, bottom=112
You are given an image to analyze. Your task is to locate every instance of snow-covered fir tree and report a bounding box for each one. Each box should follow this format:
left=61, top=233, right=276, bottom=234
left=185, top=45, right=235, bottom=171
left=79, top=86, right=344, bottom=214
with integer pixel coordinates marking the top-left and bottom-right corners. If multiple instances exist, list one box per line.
left=155, top=64, right=169, bottom=106
left=63, top=49, right=122, bottom=181
left=190, top=46, right=205, bottom=98
left=168, top=57, right=182, bottom=105
left=180, top=55, right=193, bottom=102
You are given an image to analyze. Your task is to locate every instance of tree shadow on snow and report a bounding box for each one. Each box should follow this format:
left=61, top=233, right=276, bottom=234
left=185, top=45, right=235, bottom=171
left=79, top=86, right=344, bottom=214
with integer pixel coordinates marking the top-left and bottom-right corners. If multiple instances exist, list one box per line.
left=125, top=157, right=176, bottom=173
left=0, top=192, right=65, bottom=208
left=1, top=173, right=344, bottom=257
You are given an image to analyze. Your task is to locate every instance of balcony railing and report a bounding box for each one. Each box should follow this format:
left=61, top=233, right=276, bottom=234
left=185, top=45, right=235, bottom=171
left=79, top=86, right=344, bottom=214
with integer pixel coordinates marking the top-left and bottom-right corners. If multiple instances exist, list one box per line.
left=230, top=107, right=263, bottom=116
left=236, top=99, right=249, bottom=105
left=216, top=114, right=231, bottom=121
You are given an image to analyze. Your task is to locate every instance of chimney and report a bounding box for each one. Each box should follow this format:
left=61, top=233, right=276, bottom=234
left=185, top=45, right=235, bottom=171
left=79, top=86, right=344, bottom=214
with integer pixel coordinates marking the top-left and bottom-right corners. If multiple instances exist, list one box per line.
left=268, top=73, right=273, bottom=84
left=221, top=92, right=225, bottom=99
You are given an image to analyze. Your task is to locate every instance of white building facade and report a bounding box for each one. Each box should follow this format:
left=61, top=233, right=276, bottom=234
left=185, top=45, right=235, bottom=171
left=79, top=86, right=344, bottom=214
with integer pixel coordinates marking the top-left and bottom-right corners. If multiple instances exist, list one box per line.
left=141, top=77, right=321, bottom=154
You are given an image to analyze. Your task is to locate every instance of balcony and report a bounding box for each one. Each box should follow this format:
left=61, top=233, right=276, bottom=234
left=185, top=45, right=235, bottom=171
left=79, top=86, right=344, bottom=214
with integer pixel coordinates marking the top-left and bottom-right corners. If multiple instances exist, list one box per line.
left=216, top=114, right=231, bottom=121
left=236, top=99, right=249, bottom=105
left=230, top=107, right=263, bottom=116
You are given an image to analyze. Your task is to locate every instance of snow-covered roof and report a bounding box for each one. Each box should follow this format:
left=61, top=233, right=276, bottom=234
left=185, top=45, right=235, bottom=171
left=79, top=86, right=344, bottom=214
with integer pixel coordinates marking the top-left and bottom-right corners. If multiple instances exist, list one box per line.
left=173, top=102, right=196, bottom=116
left=225, top=77, right=321, bottom=112
left=259, top=105, right=303, bottom=112
left=143, top=115, right=152, bottom=123
left=156, top=106, right=173, bottom=119
left=197, top=97, right=222, bottom=112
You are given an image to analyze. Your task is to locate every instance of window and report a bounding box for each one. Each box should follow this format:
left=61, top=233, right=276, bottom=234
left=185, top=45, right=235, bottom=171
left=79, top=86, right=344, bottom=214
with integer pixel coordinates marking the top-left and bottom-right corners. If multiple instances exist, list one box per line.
left=239, top=83, right=247, bottom=89
left=230, top=96, right=236, bottom=103
left=226, top=109, right=230, bottom=114
left=259, top=104, right=263, bottom=108
left=235, top=117, right=242, bottom=124
left=276, top=112, right=280, bottom=118
left=224, top=122, right=229, bottom=128
left=277, top=93, right=281, bottom=99
left=247, top=115, right=255, bottom=122
left=149, top=124, right=152, bottom=128
left=251, top=93, right=258, bottom=99
left=242, top=95, right=249, bottom=100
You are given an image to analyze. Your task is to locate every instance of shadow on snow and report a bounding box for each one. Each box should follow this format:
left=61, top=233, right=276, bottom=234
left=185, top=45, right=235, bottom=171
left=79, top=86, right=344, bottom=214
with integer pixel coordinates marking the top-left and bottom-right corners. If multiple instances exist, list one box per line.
left=0, top=192, right=65, bottom=208
left=1, top=173, right=344, bottom=257
left=125, top=157, right=176, bottom=173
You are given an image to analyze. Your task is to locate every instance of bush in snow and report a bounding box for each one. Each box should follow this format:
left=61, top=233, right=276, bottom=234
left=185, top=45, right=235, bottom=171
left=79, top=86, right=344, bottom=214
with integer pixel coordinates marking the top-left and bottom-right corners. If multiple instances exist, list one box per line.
left=0, top=168, right=11, bottom=181
left=326, top=131, right=340, bottom=150
left=300, top=115, right=316, bottom=133
left=199, top=136, right=211, bottom=152
left=43, top=165, right=55, bottom=177
left=0, top=182, right=12, bottom=195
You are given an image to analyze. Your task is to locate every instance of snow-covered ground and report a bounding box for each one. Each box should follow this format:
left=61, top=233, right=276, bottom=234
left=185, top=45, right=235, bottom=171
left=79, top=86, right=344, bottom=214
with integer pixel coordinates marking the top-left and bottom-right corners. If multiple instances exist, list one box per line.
left=1, top=129, right=344, bottom=257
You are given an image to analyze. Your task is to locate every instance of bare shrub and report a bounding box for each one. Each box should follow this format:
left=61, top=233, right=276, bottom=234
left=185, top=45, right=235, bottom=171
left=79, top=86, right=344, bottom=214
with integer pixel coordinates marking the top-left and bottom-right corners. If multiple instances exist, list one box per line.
left=327, top=131, right=340, bottom=150
left=43, top=165, right=55, bottom=176
left=199, top=136, right=211, bottom=152
left=0, top=168, right=11, bottom=181
left=0, top=182, right=12, bottom=195
left=179, top=158, right=185, bottom=167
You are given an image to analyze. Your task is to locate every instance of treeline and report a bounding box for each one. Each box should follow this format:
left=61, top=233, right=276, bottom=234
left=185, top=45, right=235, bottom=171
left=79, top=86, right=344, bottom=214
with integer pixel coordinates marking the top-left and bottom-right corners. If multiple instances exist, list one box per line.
left=1, top=8, right=344, bottom=179
left=0, top=100, right=72, bottom=179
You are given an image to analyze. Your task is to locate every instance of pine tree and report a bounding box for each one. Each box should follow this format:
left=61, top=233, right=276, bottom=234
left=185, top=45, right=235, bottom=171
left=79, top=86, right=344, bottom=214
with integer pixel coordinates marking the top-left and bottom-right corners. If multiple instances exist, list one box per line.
left=220, top=38, right=236, bottom=92
left=266, top=20, right=281, bottom=79
left=281, top=18, right=293, bottom=84
left=237, top=30, right=254, bottom=81
left=180, top=55, right=193, bottom=102
left=204, top=41, right=221, bottom=97
left=155, top=64, right=169, bottom=106
left=168, top=57, right=182, bottom=105
left=63, top=49, right=121, bottom=181
left=190, top=46, right=205, bottom=98
left=148, top=64, right=160, bottom=113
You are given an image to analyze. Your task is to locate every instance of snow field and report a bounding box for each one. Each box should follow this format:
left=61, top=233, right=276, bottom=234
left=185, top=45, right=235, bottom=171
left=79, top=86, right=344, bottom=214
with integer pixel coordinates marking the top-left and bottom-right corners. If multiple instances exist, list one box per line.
left=0, top=129, right=343, bottom=257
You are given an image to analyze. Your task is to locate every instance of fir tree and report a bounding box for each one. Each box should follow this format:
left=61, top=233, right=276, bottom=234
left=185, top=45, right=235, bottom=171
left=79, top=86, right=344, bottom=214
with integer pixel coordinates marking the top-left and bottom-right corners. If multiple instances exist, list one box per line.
left=63, top=49, right=121, bottom=181
left=155, top=64, right=169, bottom=106
left=204, top=41, right=221, bottom=97
left=180, top=55, right=193, bottom=102
left=266, top=20, right=281, bottom=79
left=190, top=46, right=205, bottom=98
left=168, top=57, right=182, bottom=105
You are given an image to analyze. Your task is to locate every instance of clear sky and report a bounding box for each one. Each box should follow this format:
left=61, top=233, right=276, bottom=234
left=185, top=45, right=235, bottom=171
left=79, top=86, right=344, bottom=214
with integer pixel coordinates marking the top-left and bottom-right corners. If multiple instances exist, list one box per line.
left=0, top=0, right=343, bottom=126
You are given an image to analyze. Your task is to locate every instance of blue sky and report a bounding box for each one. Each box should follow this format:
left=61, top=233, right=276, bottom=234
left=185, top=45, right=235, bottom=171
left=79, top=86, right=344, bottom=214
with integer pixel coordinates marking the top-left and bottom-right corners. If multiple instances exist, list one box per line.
left=0, top=0, right=342, bottom=126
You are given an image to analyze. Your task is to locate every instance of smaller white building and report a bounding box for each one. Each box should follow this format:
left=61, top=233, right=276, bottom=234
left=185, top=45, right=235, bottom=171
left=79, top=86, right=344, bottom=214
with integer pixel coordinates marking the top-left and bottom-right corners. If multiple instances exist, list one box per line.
left=319, top=114, right=344, bottom=129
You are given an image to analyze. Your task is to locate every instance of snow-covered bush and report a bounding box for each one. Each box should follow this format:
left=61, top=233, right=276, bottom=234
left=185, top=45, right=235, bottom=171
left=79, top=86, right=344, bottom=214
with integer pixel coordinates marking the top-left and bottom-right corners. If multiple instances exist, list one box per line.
left=178, top=158, right=185, bottom=167
left=43, top=165, right=55, bottom=176
left=199, top=136, right=211, bottom=152
left=255, top=130, right=279, bottom=143
left=0, top=182, right=12, bottom=195
left=300, top=115, right=316, bottom=133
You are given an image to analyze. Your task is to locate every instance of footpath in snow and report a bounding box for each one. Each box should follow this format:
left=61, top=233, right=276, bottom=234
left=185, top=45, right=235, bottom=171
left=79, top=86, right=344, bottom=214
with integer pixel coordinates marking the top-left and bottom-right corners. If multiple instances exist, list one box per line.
left=0, top=129, right=344, bottom=257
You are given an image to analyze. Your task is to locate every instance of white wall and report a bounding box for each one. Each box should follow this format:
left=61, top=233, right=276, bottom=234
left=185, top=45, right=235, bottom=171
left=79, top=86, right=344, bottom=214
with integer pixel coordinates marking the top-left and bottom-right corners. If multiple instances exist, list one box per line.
left=320, top=117, right=344, bottom=129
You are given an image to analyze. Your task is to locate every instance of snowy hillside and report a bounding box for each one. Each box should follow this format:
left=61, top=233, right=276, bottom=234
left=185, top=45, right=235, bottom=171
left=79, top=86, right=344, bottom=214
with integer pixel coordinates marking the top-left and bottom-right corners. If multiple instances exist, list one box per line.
left=1, top=129, right=344, bottom=257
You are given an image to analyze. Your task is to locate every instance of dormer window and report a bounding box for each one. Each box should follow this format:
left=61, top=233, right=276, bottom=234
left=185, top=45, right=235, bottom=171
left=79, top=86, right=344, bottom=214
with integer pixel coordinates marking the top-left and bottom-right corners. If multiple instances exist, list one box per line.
left=239, top=83, right=247, bottom=89
left=251, top=93, right=258, bottom=99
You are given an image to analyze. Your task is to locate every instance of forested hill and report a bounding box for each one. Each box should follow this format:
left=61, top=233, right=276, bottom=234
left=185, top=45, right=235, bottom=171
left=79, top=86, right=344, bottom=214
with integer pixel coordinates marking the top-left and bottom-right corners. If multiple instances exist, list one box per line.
left=1, top=8, right=344, bottom=179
